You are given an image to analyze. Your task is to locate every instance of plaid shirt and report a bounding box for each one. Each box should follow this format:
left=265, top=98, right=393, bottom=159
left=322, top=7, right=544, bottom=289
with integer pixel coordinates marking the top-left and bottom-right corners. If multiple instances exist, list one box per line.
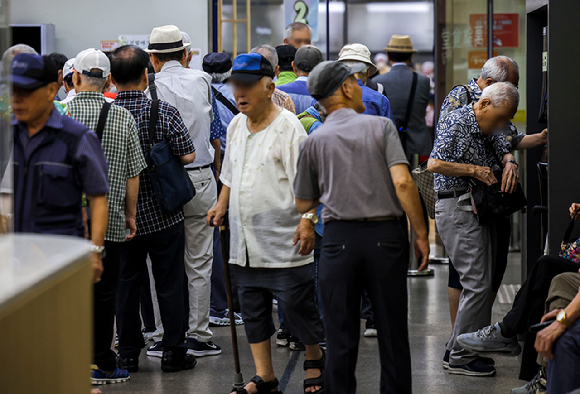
left=438, top=78, right=524, bottom=151
left=115, top=90, right=195, bottom=235
left=272, top=88, right=296, bottom=114
left=69, top=91, right=147, bottom=242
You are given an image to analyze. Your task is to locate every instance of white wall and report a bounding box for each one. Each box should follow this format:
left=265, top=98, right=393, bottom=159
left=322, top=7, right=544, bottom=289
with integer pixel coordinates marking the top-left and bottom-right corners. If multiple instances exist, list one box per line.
left=10, top=0, right=209, bottom=58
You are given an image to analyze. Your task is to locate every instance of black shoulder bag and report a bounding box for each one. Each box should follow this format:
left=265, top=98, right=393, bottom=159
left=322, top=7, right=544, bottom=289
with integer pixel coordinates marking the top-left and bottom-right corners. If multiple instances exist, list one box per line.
left=146, top=100, right=196, bottom=214
left=95, top=102, right=112, bottom=141
left=211, top=86, right=239, bottom=116
left=468, top=139, right=527, bottom=223
left=396, top=72, right=418, bottom=153
left=148, top=73, right=158, bottom=101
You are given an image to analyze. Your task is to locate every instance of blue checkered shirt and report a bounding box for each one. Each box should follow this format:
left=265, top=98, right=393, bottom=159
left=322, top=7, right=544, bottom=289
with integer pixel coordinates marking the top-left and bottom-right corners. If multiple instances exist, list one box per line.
left=430, top=104, right=509, bottom=193
left=210, top=94, right=226, bottom=142
left=115, top=90, right=195, bottom=235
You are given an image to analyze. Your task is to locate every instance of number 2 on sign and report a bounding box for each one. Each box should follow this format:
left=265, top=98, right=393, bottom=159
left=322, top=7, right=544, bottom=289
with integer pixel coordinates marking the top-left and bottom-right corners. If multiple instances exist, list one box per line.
left=294, top=1, right=309, bottom=24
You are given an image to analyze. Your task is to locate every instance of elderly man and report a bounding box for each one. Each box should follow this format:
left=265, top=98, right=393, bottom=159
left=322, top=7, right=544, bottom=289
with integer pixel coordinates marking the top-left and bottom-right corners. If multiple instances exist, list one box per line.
left=60, top=58, right=76, bottom=104
left=207, top=52, right=325, bottom=394
left=294, top=61, right=429, bottom=394
left=146, top=25, right=222, bottom=357
left=10, top=53, right=114, bottom=381
left=429, top=82, right=520, bottom=376
left=274, top=45, right=297, bottom=86
left=277, top=45, right=323, bottom=114
left=439, top=56, right=548, bottom=369
left=337, top=44, right=393, bottom=120
left=250, top=45, right=296, bottom=114
left=110, top=45, right=197, bottom=373
left=67, top=48, right=147, bottom=383
left=284, top=22, right=312, bottom=49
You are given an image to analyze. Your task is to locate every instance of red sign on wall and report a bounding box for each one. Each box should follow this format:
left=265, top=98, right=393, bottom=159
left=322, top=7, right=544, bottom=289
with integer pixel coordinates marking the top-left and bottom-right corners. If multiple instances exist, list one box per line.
left=470, top=13, right=519, bottom=48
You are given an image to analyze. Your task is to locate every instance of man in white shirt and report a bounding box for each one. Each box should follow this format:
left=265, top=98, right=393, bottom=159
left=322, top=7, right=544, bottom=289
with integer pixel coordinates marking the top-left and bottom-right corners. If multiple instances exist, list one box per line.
left=208, top=53, right=325, bottom=394
left=60, top=58, right=76, bottom=104
left=146, top=24, right=220, bottom=357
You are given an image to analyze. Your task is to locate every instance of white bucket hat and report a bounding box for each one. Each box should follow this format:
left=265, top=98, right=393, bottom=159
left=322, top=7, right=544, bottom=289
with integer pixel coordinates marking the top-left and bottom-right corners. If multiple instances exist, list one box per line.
left=146, top=25, right=191, bottom=53
left=338, top=43, right=378, bottom=76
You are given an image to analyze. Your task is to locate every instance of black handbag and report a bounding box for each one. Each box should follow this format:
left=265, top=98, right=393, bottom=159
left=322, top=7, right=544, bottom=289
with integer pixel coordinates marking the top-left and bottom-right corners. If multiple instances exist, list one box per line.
left=469, top=170, right=527, bottom=223
left=146, top=100, right=195, bottom=214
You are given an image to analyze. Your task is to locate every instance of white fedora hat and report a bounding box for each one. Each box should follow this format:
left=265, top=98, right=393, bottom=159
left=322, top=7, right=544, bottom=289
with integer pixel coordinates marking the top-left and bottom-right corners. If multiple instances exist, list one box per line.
left=146, top=25, right=191, bottom=53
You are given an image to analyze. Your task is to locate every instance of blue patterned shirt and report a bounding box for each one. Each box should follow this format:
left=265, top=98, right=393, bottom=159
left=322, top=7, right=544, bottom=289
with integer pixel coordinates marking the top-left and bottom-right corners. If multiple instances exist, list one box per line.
left=430, top=104, right=509, bottom=192
left=438, top=78, right=524, bottom=151
left=210, top=93, right=226, bottom=142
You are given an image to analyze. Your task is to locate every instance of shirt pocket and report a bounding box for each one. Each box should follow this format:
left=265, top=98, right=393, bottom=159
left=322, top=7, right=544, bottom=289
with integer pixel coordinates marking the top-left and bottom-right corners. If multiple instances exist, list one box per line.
left=37, top=163, right=78, bottom=208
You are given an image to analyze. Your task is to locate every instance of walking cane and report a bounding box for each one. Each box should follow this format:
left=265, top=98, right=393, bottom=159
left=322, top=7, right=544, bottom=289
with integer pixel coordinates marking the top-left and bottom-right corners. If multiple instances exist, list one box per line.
left=218, top=214, right=245, bottom=390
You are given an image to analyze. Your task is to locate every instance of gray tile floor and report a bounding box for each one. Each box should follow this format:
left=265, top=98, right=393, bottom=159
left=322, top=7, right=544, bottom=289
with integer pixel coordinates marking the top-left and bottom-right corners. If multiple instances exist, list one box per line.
left=100, top=253, right=527, bottom=394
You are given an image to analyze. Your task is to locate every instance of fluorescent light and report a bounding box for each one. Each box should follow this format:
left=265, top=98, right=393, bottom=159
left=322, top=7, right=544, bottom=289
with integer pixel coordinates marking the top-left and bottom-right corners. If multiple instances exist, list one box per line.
left=366, top=2, right=431, bottom=13
left=319, top=1, right=345, bottom=13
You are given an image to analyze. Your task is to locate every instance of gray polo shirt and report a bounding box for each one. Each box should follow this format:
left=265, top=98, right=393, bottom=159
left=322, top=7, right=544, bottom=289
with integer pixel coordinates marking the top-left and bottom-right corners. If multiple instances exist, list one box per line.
left=294, top=108, right=409, bottom=223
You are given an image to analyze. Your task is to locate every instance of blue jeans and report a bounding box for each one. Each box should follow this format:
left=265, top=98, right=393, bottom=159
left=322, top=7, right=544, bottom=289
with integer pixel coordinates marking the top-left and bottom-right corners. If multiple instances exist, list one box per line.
left=547, top=319, right=580, bottom=394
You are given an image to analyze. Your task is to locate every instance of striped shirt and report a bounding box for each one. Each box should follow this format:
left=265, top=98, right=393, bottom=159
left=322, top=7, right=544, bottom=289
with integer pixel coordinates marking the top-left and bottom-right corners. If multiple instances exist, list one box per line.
left=114, top=90, right=195, bottom=235
left=69, top=91, right=147, bottom=242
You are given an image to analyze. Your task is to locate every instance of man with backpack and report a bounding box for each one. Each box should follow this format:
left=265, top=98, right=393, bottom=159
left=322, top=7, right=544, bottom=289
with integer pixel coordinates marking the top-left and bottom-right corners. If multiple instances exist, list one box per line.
left=67, top=48, right=147, bottom=384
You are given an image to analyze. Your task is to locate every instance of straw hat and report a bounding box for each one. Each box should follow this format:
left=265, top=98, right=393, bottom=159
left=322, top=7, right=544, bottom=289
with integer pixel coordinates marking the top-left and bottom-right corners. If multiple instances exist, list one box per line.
left=337, top=43, right=377, bottom=76
left=385, top=35, right=417, bottom=53
left=146, top=25, right=191, bottom=53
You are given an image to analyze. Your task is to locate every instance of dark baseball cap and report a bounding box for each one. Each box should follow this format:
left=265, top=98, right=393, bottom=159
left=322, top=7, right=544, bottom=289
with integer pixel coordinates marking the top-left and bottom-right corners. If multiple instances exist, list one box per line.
left=11, top=53, right=59, bottom=90
left=226, top=53, right=275, bottom=84
left=294, top=45, right=323, bottom=73
left=307, top=61, right=366, bottom=101
left=203, top=52, right=232, bottom=74
left=276, top=45, right=296, bottom=62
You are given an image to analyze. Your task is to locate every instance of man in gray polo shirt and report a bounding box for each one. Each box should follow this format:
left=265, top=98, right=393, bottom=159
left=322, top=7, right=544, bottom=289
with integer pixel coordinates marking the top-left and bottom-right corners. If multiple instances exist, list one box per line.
left=294, top=61, right=430, bottom=394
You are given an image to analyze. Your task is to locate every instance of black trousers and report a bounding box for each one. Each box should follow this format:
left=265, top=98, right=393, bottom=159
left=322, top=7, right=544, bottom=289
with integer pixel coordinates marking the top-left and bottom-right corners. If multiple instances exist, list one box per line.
left=140, top=268, right=156, bottom=330
left=117, top=222, right=187, bottom=358
left=501, top=254, right=579, bottom=380
left=320, top=220, right=411, bottom=394
left=93, top=241, right=123, bottom=371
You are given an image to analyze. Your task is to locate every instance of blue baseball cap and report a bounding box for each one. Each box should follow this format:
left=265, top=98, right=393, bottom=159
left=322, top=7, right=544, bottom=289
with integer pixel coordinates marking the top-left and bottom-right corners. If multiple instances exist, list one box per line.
left=10, top=53, right=58, bottom=90
left=226, top=53, right=275, bottom=84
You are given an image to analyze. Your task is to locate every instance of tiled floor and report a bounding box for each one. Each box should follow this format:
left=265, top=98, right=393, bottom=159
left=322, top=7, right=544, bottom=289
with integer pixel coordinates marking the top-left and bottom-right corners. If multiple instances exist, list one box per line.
left=100, top=253, right=527, bottom=394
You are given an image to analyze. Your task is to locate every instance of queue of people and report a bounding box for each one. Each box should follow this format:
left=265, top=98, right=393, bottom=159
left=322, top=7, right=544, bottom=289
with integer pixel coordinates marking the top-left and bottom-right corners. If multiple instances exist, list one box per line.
left=5, top=16, right=577, bottom=394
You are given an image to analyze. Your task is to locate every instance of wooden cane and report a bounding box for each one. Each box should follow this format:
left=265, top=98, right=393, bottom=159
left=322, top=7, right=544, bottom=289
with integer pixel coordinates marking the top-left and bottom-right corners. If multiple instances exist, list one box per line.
left=219, top=217, right=245, bottom=390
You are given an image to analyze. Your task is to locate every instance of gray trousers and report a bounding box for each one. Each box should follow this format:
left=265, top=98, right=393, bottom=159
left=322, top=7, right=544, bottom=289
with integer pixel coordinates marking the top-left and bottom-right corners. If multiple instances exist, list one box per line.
left=436, top=196, right=494, bottom=365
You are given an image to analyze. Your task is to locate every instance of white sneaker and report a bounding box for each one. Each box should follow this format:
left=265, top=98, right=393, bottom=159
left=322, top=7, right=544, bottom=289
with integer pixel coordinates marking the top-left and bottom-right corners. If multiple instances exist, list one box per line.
left=364, top=328, right=378, bottom=337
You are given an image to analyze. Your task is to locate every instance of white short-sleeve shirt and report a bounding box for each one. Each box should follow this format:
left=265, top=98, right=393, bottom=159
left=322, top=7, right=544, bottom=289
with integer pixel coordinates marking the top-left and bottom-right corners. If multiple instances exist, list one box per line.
left=220, top=109, right=312, bottom=268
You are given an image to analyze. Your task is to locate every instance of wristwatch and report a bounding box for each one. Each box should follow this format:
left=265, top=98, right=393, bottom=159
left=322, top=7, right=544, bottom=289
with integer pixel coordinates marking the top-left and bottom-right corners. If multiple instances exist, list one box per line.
left=556, top=310, right=572, bottom=328
left=508, top=160, right=519, bottom=168
left=302, top=213, right=319, bottom=225
left=89, top=244, right=106, bottom=259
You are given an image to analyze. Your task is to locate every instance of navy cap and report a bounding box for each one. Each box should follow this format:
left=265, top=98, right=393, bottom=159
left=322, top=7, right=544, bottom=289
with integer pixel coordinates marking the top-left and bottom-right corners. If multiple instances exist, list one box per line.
left=11, top=53, right=58, bottom=90
left=276, top=45, right=296, bottom=61
left=226, top=53, right=275, bottom=84
left=203, top=52, right=232, bottom=74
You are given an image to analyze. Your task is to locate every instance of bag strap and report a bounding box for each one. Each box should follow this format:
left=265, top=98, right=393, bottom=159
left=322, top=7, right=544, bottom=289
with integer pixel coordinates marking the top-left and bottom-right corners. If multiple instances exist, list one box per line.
left=212, top=86, right=239, bottom=116
left=95, top=102, right=112, bottom=141
left=148, top=72, right=159, bottom=102
left=400, top=72, right=418, bottom=131
left=563, top=219, right=577, bottom=242
left=149, top=99, right=160, bottom=147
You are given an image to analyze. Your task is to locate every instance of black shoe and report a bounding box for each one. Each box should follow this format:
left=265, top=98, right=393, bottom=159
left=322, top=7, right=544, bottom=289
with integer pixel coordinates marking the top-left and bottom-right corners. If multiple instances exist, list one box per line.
left=161, top=351, right=197, bottom=373
left=289, top=335, right=306, bottom=351
left=116, top=355, right=139, bottom=373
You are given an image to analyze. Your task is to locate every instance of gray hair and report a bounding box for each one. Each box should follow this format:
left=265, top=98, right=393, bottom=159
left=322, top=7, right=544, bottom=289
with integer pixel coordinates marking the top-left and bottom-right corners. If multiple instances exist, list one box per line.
left=284, top=22, right=312, bottom=39
left=481, top=81, right=519, bottom=108
left=340, top=60, right=369, bottom=75
left=78, top=70, right=107, bottom=90
left=481, top=56, right=519, bottom=82
left=250, top=45, right=278, bottom=69
left=211, top=70, right=232, bottom=84
left=2, top=44, right=38, bottom=77
left=181, top=32, right=191, bottom=54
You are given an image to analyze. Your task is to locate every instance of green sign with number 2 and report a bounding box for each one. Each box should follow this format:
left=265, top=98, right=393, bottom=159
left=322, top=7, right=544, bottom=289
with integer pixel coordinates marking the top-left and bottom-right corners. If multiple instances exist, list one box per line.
left=284, top=0, right=319, bottom=41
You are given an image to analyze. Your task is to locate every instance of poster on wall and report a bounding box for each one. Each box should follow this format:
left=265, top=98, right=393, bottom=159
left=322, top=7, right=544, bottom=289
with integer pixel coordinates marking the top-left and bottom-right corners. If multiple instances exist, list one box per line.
left=468, top=50, right=498, bottom=80
left=100, top=40, right=119, bottom=53
left=284, top=0, right=319, bottom=42
left=118, top=35, right=150, bottom=50
left=469, top=13, right=519, bottom=48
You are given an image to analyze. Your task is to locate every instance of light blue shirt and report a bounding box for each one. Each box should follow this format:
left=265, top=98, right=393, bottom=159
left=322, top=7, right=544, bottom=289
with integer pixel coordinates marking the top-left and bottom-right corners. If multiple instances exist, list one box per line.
left=277, top=76, right=314, bottom=114
left=212, top=83, right=238, bottom=152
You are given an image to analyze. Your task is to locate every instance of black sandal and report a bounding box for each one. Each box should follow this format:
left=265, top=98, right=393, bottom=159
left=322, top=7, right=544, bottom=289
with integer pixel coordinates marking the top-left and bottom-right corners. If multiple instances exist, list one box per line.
left=231, top=375, right=282, bottom=394
left=303, top=348, right=325, bottom=394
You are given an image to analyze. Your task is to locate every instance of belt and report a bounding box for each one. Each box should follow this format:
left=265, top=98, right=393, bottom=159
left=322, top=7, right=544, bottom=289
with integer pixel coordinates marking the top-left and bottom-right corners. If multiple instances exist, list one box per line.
left=437, top=188, right=468, bottom=200
left=187, top=164, right=212, bottom=171
left=354, top=216, right=399, bottom=222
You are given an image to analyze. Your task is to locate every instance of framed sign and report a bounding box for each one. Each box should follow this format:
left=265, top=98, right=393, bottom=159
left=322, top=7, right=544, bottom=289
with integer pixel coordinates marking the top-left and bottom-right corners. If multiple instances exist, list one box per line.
left=284, top=0, right=319, bottom=41
left=100, top=40, right=119, bottom=52
left=118, top=35, right=150, bottom=50
left=469, top=13, right=519, bottom=48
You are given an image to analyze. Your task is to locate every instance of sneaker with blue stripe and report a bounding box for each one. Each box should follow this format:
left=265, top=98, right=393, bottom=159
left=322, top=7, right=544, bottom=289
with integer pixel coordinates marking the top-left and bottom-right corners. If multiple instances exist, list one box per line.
left=91, top=367, right=130, bottom=385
